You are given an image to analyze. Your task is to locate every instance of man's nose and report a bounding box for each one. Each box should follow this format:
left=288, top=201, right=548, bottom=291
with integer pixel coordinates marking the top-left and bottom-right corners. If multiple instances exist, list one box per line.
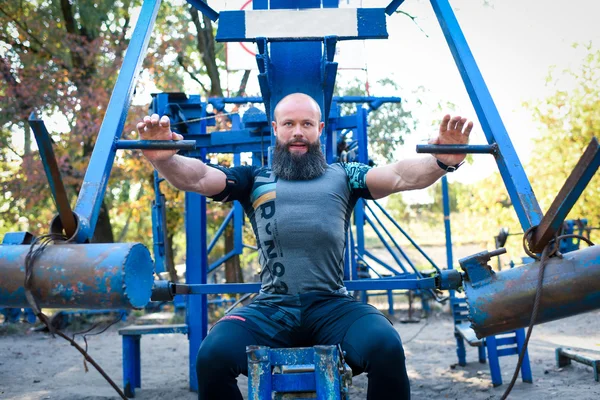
left=292, top=124, right=304, bottom=137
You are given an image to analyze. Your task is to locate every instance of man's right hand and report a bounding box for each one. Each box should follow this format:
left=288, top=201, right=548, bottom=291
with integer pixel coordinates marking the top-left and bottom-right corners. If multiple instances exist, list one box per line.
left=136, top=114, right=184, bottom=162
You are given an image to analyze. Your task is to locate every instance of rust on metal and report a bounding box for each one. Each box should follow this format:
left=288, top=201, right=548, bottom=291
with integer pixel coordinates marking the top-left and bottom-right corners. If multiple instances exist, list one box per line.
left=30, top=118, right=78, bottom=238
left=529, top=138, right=600, bottom=253
left=0, top=243, right=153, bottom=309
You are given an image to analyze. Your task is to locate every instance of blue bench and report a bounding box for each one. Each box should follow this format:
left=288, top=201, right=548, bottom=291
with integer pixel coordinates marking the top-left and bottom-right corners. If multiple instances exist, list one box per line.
left=452, top=296, right=532, bottom=386
left=247, top=345, right=352, bottom=399
left=118, top=324, right=188, bottom=398
left=556, top=347, right=600, bottom=382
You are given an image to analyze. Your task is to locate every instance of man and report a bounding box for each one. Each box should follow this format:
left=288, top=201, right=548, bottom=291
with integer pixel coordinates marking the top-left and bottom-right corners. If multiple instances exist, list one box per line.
left=137, top=93, right=472, bottom=399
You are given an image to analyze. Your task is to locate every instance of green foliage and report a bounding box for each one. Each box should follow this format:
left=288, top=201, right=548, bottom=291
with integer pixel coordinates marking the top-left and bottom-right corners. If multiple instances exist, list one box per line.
left=448, top=45, right=600, bottom=257
left=525, top=44, right=600, bottom=229
left=334, top=78, right=416, bottom=164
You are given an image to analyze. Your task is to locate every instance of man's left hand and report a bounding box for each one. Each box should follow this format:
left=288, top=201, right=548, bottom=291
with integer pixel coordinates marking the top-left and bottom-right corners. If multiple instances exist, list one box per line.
left=429, top=114, right=473, bottom=166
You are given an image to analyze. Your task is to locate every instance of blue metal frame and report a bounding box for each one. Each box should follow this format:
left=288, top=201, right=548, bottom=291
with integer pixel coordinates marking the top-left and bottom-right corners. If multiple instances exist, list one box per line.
left=430, top=0, right=543, bottom=231
left=73, top=0, right=162, bottom=243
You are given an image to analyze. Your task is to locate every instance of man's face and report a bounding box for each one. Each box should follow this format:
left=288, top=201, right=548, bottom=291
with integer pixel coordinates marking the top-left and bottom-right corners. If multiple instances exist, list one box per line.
left=272, top=96, right=324, bottom=154
left=271, top=94, right=328, bottom=180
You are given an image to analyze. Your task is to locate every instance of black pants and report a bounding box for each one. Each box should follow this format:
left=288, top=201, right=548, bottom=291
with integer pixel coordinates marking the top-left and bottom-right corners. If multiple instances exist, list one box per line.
left=196, top=292, right=410, bottom=399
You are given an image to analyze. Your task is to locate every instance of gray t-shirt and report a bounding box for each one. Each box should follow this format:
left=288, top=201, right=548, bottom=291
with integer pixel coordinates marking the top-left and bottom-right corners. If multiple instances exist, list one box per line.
left=210, top=163, right=373, bottom=297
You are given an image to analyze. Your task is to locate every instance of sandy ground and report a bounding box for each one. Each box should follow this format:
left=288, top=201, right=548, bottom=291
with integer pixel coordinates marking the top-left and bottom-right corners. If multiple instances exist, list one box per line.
left=0, top=306, right=598, bottom=400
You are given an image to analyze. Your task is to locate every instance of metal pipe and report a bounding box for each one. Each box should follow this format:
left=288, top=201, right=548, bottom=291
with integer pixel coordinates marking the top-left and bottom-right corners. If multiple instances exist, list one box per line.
left=0, top=243, right=154, bottom=309
left=371, top=200, right=443, bottom=273
left=29, top=116, right=78, bottom=238
left=115, top=140, right=197, bottom=150
left=416, top=144, right=498, bottom=154
left=464, top=245, right=600, bottom=338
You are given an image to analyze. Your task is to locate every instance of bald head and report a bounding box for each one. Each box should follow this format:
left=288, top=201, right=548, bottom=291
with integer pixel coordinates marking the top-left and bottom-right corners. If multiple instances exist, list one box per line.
left=273, top=93, right=322, bottom=123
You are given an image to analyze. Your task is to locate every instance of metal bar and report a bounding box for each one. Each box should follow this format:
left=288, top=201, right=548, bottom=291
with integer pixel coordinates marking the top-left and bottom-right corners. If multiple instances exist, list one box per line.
left=151, top=171, right=166, bottom=273
left=355, top=252, right=383, bottom=278
left=464, top=245, right=600, bottom=338
left=364, top=214, right=408, bottom=274
left=208, top=250, right=237, bottom=273
left=233, top=149, right=244, bottom=255
left=73, top=0, right=162, bottom=243
left=430, top=0, right=543, bottom=231
left=115, top=140, right=197, bottom=150
left=530, top=138, right=600, bottom=252
left=442, top=176, right=457, bottom=302
left=416, top=144, right=497, bottom=154
left=185, top=191, right=208, bottom=392
left=247, top=346, right=272, bottom=399
left=28, top=116, right=77, bottom=238
left=207, top=209, right=234, bottom=255
left=0, top=243, right=154, bottom=309
left=385, top=0, right=406, bottom=15
left=175, top=277, right=438, bottom=295
left=363, top=250, right=402, bottom=274
left=314, top=346, right=341, bottom=400
left=216, top=8, right=388, bottom=42
left=185, top=0, right=219, bottom=22
left=372, top=200, right=443, bottom=273
left=364, top=203, right=418, bottom=275
left=442, top=176, right=454, bottom=270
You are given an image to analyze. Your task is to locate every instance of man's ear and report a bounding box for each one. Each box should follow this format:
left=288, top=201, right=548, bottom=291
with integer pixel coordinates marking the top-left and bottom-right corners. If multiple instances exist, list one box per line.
left=272, top=120, right=277, bottom=136
left=318, top=121, right=325, bottom=134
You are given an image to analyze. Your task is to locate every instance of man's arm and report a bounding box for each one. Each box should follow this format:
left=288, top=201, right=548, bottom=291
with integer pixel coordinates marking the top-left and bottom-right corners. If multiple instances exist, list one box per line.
left=366, top=115, right=473, bottom=199
left=137, top=114, right=226, bottom=197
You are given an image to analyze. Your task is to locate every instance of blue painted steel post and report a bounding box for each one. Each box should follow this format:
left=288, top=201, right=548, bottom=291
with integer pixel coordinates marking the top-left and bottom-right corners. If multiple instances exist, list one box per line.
left=185, top=191, right=208, bottom=392
left=232, top=115, right=244, bottom=256
left=442, top=177, right=453, bottom=273
left=73, top=0, right=163, bottom=242
left=247, top=346, right=272, bottom=399
left=515, top=328, right=533, bottom=383
left=485, top=335, right=502, bottom=386
left=122, top=335, right=140, bottom=397
left=314, top=346, right=342, bottom=400
left=443, top=176, right=471, bottom=365
left=354, top=105, right=369, bottom=301
left=152, top=171, right=166, bottom=273
left=430, top=0, right=542, bottom=231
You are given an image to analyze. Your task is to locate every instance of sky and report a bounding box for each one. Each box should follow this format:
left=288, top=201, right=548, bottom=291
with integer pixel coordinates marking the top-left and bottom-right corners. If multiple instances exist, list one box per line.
left=121, top=0, right=600, bottom=205
left=207, top=0, right=600, bottom=193
left=360, top=0, right=600, bottom=188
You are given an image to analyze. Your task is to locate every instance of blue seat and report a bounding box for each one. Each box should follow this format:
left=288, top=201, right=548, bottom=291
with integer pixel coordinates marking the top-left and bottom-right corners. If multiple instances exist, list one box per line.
left=118, top=324, right=188, bottom=398
left=247, top=345, right=352, bottom=399
left=451, top=296, right=532, bottom=386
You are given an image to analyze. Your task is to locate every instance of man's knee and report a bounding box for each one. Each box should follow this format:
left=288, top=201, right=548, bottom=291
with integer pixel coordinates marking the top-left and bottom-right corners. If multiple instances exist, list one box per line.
left=343, top=315, right=406, bottom=371
left=196, top=323, right=251, bottom=378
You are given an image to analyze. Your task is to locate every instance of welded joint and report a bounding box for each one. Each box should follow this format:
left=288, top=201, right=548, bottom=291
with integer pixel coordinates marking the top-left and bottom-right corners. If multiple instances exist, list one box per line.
left=459, top=248, right=506, bottom=288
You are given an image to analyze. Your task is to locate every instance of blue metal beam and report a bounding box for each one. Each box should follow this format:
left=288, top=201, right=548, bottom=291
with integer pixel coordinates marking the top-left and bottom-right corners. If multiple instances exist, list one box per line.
left=385, top=0, right=406, bottom=16
left=430, top=0, right=543, bottom=231
left=416, top=144, right=497, bottom=154
left=185, top=0, right=219, bottom=22
left=530, top=138, right=600, bottom=252
left=73, top=0, right=162, bottom=243
left=216, top=8, right=388, bottom=42
left=185, top=191, right=207, bottom=391
left=28, top=115, right=77, bottom=238
left=115, top=140, right=197, bottom=150
left=176, top=277, right=440, bottom=294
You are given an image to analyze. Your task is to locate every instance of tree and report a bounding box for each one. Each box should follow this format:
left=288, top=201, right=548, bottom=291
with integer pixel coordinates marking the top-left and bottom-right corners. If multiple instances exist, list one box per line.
left=526, top=45, right=600, bottom=230
left=335, top=78, right=416, bottom=164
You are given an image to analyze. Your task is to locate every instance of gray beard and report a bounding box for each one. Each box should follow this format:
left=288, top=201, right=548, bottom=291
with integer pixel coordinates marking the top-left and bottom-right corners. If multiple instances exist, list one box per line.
left=271, top=139, right=328, bottom=180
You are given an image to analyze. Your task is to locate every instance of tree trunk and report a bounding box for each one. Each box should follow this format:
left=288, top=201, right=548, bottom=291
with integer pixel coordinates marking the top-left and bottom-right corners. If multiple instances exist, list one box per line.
left=224, top=222, right=243, bottom=283
left=91, top=201, right=115, bottom=243
left=190, top=6, right=223, bottom=97
left=166, top=231, right=178, bottom=282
